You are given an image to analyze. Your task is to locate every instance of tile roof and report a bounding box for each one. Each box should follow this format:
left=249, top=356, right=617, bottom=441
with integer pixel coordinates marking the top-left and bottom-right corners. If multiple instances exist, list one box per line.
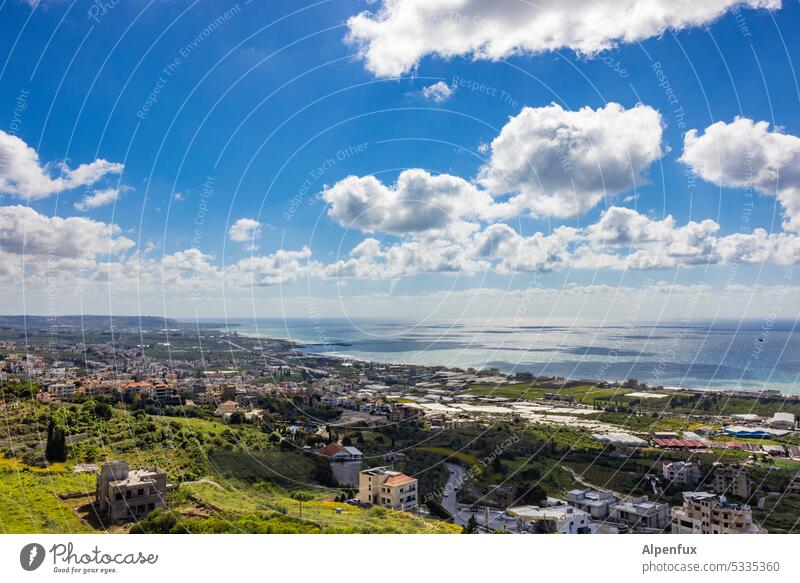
left=383, top=473, right=415, bottom=486
left=317, top=442, right=346, bottom=457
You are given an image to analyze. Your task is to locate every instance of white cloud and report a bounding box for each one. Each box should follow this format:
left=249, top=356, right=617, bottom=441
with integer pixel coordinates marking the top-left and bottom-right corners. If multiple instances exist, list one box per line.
left=0, top=204, right=134, bottom=280
left=421, top=80, right=454, bottom=103
left=74, top=186, right=130, bottom=211
left=228, top=218, right=262, bottom=250
left=474, top=223, right=577, bottom=272
left=0, top=130, right=123, bottom=199
left=322, top=102, right=663, bottom=235
left=479, top=103, right=664, bottom=218
left=321, top=169, right=494, bottom=238
left=325, top=236, right=489, bottom=280
left=680, top=117, right=800, bottom=231
left=346, top=0, right=780, bottom=77
left=228, top=247, right=315, bottom=286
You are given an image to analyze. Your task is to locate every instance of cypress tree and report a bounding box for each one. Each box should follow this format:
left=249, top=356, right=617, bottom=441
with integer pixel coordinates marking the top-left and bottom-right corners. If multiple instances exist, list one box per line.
left=45, top=419, right=67, bottom=462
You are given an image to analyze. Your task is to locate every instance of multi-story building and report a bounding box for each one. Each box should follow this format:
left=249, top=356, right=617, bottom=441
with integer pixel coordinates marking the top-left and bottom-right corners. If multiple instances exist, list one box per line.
left=713, top=464, right=752, bottom=498
left=388, top=404, right=419, bottom=422
left=47, top=383, right=76, bottom=397
left=671, top=492, right=766, bottom=534
left=358, top=467, right=418, bottom=510
left=564, top=488, right=614, bottom=520
left=662, top=460, right=701, bottom=486
left=95, top=461, right=167, bottom=522
left=609, top=496, right=669, bottom=532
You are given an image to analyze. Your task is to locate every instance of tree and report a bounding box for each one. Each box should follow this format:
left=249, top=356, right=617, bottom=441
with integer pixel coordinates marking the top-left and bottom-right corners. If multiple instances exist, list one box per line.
left=491, top=455, right=505, bottom=474
left=229, top=411, right=246, bottom=424
left=464, top=515, right=479, bottom=534
left=45, top=419, right=67, bottom=463
left=291, top=491, right=313, bottom=518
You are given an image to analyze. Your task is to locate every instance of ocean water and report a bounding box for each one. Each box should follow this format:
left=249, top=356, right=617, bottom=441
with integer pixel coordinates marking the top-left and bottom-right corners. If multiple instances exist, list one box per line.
left=206, top=318, right=800, bottom=395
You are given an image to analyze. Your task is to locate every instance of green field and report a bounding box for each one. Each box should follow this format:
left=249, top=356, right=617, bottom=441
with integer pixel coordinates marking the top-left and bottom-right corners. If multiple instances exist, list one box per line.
left=754, top=495, right=800, bottom=534
left=0, top=458, right=93, bottom=533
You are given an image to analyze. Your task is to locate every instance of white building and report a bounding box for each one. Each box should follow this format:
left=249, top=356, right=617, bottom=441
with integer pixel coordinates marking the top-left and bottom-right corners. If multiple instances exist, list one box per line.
left=564, top=488, right=614, bottom=520
left=609, top=496, right=669, bottom=532
left=767, top=412, right=796, bottom=429
left=508, top=505, right=597, bottom=534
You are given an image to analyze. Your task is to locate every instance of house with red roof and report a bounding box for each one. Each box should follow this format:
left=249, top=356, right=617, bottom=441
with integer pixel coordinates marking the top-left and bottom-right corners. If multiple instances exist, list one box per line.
left=316, top=442, right=364, bottom=462
left=358, top=466, right=418, bottom=510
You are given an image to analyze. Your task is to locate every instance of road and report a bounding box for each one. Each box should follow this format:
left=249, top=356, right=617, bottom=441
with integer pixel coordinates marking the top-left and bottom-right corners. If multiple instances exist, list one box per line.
left=442, top=462, right=467, bottom=518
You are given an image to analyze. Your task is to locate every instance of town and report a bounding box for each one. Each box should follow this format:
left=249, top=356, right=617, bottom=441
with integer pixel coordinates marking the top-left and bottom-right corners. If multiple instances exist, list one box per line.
left=0, top=316, right=798, bottom=534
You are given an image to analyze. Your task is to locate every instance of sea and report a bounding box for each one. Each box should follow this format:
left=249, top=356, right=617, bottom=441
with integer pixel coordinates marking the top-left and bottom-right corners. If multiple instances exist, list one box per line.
left=200, top=318, right=800, bottom=395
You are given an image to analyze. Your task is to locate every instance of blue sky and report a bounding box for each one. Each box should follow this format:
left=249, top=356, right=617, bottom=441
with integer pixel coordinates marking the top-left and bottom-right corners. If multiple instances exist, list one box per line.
left=1, top=0, right=800, bottom=320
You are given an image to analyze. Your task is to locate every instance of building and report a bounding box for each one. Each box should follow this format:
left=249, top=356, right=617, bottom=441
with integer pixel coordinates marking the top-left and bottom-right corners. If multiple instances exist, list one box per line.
left=47, top=383, right=76, bottom=398
left=767, top=412, right=796, bottom=429
left=671, top=492, right=765, bottom=534
left=358, top=467, right=417, bottom=510
left=713, top=464, right=751, bottom=498
left=609, top=496, right=669, bottom=532
left=508, top=505, right=596, bottom=534
left=317, top=442, right=364, bottom=487
left=95, top=461, right=167, bottom=522
left=153, top=385, right=179, bottom=402
left=317, top=442, right=364, bottom=462
left=213, top=400, right=239, bottom=419
left=592, top=432, right=648, bottom=447
left=388, top=404, right=419, bottom=422
left=723, top=426, right=774, bottom=439
left=662, top=460, right=701, bottom=486
left=564, top=488, right=614, bottom=520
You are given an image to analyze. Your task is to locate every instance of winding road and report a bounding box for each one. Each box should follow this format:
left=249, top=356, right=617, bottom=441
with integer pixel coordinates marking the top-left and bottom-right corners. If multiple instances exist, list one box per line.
left=442, top=462, right=467, bottom=519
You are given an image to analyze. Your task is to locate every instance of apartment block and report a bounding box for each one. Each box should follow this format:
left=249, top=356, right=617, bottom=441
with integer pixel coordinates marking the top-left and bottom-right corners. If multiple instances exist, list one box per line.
left=671, top=492, right=765, bottom=534
left=713, top=464, right=752, bottom=498
left=662, top=460, right=701, bottom=486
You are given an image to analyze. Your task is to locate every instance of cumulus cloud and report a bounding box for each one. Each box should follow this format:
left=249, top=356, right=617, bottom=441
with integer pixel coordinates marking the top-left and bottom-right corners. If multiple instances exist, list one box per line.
left=346, top=0, right=780, bottom=77
left=0, top=204, right=134, bottom=280
left=74, top=186, right=131, bottom=211
left=325, top=236, right=489, bottom=280
left=479, top=103, right=664, bottom=218
left=680, top=117, right=800, bottom=231
left=474, top=223, right=577, bottom=272
left=0, top=130, right=123, bottom=199
left=421, top=80, right=454, bottom=102
left=228, top=218, right=262, bottom=249
left=321, top=102, right=663, bottom=236
left=228, top=247, right=315, bottom=286
left=321, top=169, right=494, bottom=238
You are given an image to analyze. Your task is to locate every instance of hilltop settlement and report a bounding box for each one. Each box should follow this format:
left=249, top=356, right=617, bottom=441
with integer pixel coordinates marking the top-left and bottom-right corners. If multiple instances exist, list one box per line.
left=0, top=316, right=799, bottom=534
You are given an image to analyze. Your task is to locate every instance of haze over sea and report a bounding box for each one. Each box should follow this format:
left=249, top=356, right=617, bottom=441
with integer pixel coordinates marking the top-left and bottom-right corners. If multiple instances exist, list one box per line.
left=203, top=318, right=800, bottom=396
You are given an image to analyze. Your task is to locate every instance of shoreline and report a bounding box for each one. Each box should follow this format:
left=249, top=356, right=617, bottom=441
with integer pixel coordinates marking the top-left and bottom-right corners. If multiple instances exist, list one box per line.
left=226, top=329, right=800, bottom=400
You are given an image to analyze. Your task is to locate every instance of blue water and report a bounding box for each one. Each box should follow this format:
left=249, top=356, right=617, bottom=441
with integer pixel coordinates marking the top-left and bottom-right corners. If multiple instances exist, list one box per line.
left=199, top=318, right=800, bottom=395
